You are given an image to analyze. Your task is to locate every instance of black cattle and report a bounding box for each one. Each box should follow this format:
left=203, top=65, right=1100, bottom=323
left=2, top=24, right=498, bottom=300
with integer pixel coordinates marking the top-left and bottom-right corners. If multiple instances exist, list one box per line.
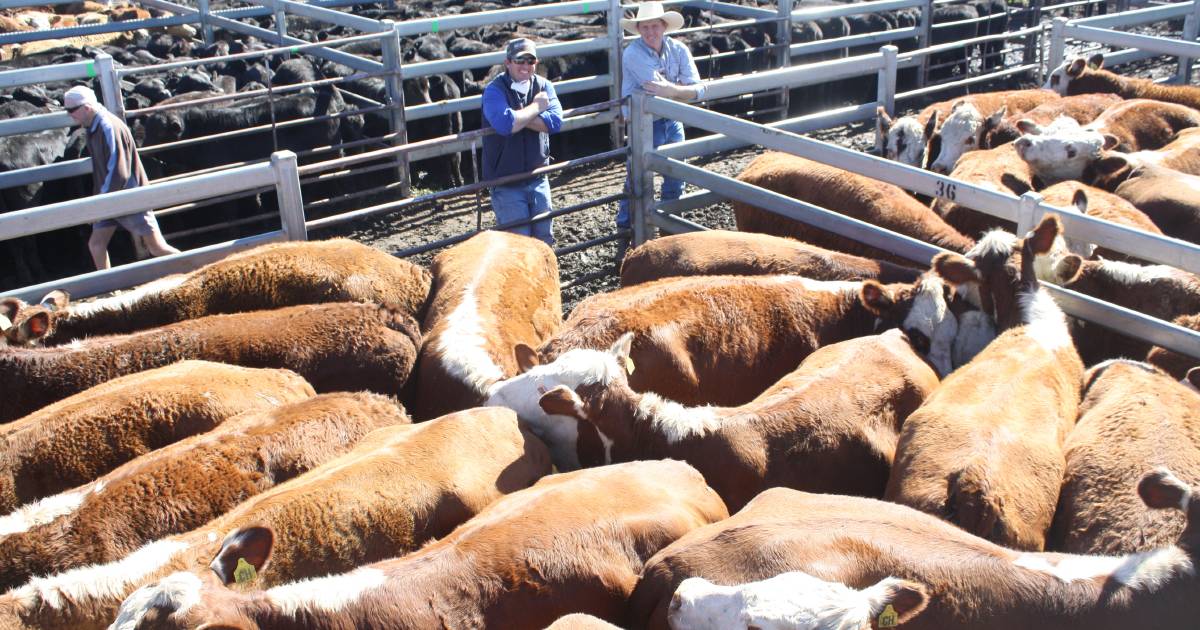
left=134, top=78, right=172, bottom=104
left=169, top=70, right=219, bottom=95
left=0, top=124, right=77, bottom=290
left=929, top=3, right=979, bottom=82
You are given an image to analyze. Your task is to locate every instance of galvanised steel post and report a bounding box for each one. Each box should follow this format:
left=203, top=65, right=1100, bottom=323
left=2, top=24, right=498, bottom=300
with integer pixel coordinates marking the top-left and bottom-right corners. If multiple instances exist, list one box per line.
left=380, top=20, right=412, bottom=197
left=628, top=89, right=656, bottom=246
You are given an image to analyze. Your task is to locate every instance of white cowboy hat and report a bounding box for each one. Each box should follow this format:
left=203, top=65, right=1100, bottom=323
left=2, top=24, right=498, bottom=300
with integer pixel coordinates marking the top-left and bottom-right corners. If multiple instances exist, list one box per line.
left=621, top=1, right=685, bottom=34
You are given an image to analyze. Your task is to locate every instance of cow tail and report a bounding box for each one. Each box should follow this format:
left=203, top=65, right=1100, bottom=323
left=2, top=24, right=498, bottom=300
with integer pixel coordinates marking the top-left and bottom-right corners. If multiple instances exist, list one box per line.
left=947, top=458, right=1002, bottom=540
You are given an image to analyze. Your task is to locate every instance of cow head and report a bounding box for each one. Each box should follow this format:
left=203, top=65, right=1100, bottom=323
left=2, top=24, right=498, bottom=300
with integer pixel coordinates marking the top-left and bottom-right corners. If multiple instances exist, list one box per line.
left=1012, top=116, right=1115, bottom=185
left=876, top=108, right=930, bottom=167
left=1043, top=53, right=1105, bottom=95
left=865, top=274, right=958, bottom=377
left=109, top=527, right=276, bottom=630
left=486, top=334, right=632, bottom=471
left=667, top=573, right=929, bottom=630
left=929, top=102, right=1005, bottom=174
left=142, top=111, right=185, bottom=145
left=1, top=303, right=54, bottom=347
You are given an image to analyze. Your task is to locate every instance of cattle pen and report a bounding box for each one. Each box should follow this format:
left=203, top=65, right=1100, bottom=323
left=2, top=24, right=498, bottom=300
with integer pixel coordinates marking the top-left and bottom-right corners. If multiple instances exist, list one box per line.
left=0, top=0, right=1199, bottom=367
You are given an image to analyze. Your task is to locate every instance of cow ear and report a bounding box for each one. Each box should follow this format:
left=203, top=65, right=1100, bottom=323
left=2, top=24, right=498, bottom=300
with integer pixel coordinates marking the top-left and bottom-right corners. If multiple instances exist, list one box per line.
left=538, top=385, right=585, bottom=419
left=1138, top=468, right=1191, bottom=512
left=40, top=289, right=69, bottom=312
left=1087, top=53, right=1105, bottom=69
left=1092, top=154, right=1128, bottom=177
left=17, top=311, right=51, bottom=342
left=0, top=297, right=21, bottom=324
left=609, top=331, right=634, bottom=362
left=867, top=578, right=929, bottom=627
left=169, top=116, right=183, bottom=135
left=986, top=105, right=1006, bottom=126
left=1071, top=189, right=1088, bottom=214
left=1015, top=119, right=1041, bottom=135
left=923, top=111, right=938, bottom=140
left=950, top=99, right=965, bottom=112
left=513, top=343, right=539, bottom=373
left=932, top=252, right=980, bottom=286
left=1054, top=254, right=1084, bottom=284
left=859, top=280, right=895, bottom=315
left=1026, top=215, right=1063, bottom=256
left=209, top=526, right=275, bottom=585
left=1067, top=58, right=1086, bottom=77
left=1102, top=134, right=1120, bottom=151
left=1187, top=366, right=1200, bottom=391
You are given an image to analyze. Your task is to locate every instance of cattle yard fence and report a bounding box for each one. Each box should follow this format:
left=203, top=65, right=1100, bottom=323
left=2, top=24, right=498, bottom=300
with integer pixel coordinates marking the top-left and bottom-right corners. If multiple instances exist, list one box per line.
left=1048, top=1, right=1200, bottom=82
left=622, top=56, right=1200, bottom=360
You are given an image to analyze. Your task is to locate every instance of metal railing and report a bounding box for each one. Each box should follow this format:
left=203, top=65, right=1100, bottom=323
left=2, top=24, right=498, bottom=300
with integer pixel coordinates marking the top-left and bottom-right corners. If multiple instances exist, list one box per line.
left=1047, top=0, right=1200, bottom=81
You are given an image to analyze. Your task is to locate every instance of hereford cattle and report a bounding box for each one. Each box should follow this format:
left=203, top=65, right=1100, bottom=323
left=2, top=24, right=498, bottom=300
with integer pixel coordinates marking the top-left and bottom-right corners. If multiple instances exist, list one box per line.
left=1089, top=128, right=1200, bottom=191
left=928, top=90, right=1060, bottom=173
left=0, top=392, right=408, bottom=591
left=1014, top=99, right=1200, bottom=184
left=534, top=329, right=939, bottom=511
left=618, top=230, right=922, bottom=287
left=1089, top=161, right=1200, bottom=244
left=489, top=273, right=953, bottom=469
left=932, top=143, right=1033, bottom=239
left=667, top=571, right=928, bottom=630
left=0, top=361, right=313, bottom=515
left=39, top=239, right=432, bottom=345
left=734, top=152, right=974, bottom=262
left=545, top=614, right=624, bottom=630
left=1039, top=182, right=1163, bottom=261
left=877, top=90, right=1059, bottom=168
left=0, top=302, right=420, bottom=423
left=411, top=232, right=561, bottom=420
left=1049, top=254, right=1200, bottom=364
left=1050, top=360, right=1200, bottom=555
left=982, top=93, right=1122, bottom=148
left=886, top=217, right=1083, bottom=550
left=1146, top=313, right=1200, bottom=378
left=108, top=460, right=727, bottom=630
left=1047, top=53, right=1200, bottom=111
left=628, top=469, right=1198, bottom=630
left=0, top=407, right=549, bottom=630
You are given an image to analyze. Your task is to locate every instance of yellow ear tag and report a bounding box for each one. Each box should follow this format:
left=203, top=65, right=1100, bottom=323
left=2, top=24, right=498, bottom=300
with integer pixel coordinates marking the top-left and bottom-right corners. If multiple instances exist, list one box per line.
left=623, top=356, right=635, bottom=375
left=233, top=557, right=257, bottom=584
left=878, top=604, right=899, bottom=628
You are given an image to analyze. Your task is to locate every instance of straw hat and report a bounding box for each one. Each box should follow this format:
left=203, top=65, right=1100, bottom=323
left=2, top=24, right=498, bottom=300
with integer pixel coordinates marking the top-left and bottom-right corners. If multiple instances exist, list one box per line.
left=621, top=2, right=685, bottom=34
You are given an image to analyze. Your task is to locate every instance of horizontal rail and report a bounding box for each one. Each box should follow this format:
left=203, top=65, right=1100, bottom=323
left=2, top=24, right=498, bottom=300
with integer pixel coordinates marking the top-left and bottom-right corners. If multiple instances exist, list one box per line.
left=0, top=14, right=194, bottom=45
left=392, top=0, right=609, bottom=37
left=791, top=0, right=925, bottom=21
left=1073, top=0, right=1194, bottom=25
left=0, top=157, right=88, bottom=190
left=896, top=63, right=1040, bottom=99
left=405, top=74, right=611, bottom=121
left=696, top=1, right=777, bottom=19
left=703, top=51, right=886, bottom=101
left=244, top=0, right=391, bottom=33
left=898, top=24, right=1041, bottom=59
left=401, top=37, right=610, bottom=79
left=116, top=31, right=388, bottom=77
left=0, top=111, right=71, bottom=136
left=1064, top=22, right=1200, bottom=57
left=790, top=27, right=919, bottom=58
left=0, top=59, right=97, bottom=89
left=1046, top=284, right=1200, bottom=359
left=662, top=102, right=877, bottom=159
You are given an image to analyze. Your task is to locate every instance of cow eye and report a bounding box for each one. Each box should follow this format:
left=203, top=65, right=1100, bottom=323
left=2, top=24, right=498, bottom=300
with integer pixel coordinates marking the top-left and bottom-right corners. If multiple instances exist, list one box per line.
left=1067, top=147, right=1077, bottom=158
left=966, top=137, right=975, bottom=146
left=905, top=329, right=931, bottom=355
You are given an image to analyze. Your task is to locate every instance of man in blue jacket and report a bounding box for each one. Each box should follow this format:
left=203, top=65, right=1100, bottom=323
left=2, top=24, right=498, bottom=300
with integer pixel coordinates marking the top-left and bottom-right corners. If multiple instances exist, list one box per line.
left=481, top=38, right=564, bottom=246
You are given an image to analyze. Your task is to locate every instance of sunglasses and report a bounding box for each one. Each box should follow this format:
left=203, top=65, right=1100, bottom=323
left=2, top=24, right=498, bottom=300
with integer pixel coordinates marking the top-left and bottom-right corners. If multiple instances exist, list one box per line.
left=510, top=57, right=538, bottom=65
left=65, top=105, right=82, bottom=114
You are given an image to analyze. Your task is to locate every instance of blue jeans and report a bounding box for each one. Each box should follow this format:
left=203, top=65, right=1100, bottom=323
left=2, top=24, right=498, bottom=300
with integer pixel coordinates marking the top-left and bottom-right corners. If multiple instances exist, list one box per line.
left=490, top=175, right=554, bottom=245
left=617, top=118, right=686, bottom=229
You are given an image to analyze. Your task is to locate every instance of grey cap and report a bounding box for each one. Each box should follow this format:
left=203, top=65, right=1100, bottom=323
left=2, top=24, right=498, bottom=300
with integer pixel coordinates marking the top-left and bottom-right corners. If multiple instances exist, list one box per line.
left=505, top=38, right=537, bottom=60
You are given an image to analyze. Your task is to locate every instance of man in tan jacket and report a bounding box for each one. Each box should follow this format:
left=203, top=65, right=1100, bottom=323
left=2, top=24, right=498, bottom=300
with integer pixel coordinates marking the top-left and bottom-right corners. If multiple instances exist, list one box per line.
left=63, top=85, right=179, bottom=270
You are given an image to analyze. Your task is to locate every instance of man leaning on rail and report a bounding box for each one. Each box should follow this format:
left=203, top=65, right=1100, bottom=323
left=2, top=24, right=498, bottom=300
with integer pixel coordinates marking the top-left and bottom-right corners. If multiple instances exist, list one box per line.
left=480, top=38, right=564, bottom=247
left=616, top=1, right=707, bottom=261
left=64, top=85, right=180, bottom=271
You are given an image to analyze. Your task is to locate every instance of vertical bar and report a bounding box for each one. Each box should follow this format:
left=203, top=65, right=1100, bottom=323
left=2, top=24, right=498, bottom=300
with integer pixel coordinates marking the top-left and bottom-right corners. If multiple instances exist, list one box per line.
left=1016, top=191, right=1044, bottom=237
left=379, top=20, right=411, bottom=198
left=271, top=151, right=308, bottom=241
left=608, top=0, right=624, bottom=149
left=1023, top=0, right=1044, bottom=68
left=1178, top=8, right=1199, bottom=84
left=197, top=0, right=214, bottom=45
left=275, top=3, right=288, bottom=50
left=917, top=0, right=933, bottom=89
left=95, top=53, right=125, bottom=118
left=628, top=90, right=655, bottom=246
left=775, top=0, right=793, bottom=120
left=877, top=45, right=897, bottom=116
left=1047, top=17, right=1067, bottom=82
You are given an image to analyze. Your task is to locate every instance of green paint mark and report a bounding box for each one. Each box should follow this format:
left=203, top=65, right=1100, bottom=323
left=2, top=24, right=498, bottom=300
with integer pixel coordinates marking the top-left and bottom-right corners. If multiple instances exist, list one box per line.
left=86, top=62, right=96, bottom=78
left=431, top=19, right=439, bottom=33
left=583, top=1, right=591, bottom=11
left=291, top=46, right=300, bottom=54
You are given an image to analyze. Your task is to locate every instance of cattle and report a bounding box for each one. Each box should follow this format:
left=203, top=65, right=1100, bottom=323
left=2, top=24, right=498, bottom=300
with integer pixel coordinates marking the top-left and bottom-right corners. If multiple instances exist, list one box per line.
left=886, top=217, right=1083, bottom=550
left=1015, top=99, right=1200, bottom=184
left=0, top=302, right=421, bottom=423
left=734, top=152, right=974, bottom=262
left=878, top=90, right=1059, bottom=168
left=545, top=614, right=624, bottom=630
left=932, top=143, right=1033, bottom=239
left=489, top=273, right=957, bottom=470
left=667, top=571, right=928, bottom=630
left=1047, top=53, right=1200, bottom=111
left=1050, top=359, right=1200, bottom=555
left=1039, top=182, right=1163, bottom=262
left=628, top=468, right=1198, bottom=630
left=0, top=124, right=75, bottom=289
left=412, top=232, right=561, bottom=420
left=0, top=392, right=408, bottom=592
left=1, top=407, right=549, bottom=630
left=1049, top=254, right=1200, bottom=364
left=534, top=329, right=939, bottom=511
left=1146, top=313, right=1200, bottom=378
left=39, top=239, right=432, bottom=345
left=1090, top=161, right=1200, bottom=244
left=1089, top=127, right=1200, bottom=190
left=0, top=361, right=313, bottom=515
left=108, top=460, right=727, bottom=630
left=927, top=3, right=978, bottom=83
left=982, top=93, right=1122, bottom=149
left=928, top=90, right=1060, bottom=173
left=618, top=230, right=923, bottom=287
